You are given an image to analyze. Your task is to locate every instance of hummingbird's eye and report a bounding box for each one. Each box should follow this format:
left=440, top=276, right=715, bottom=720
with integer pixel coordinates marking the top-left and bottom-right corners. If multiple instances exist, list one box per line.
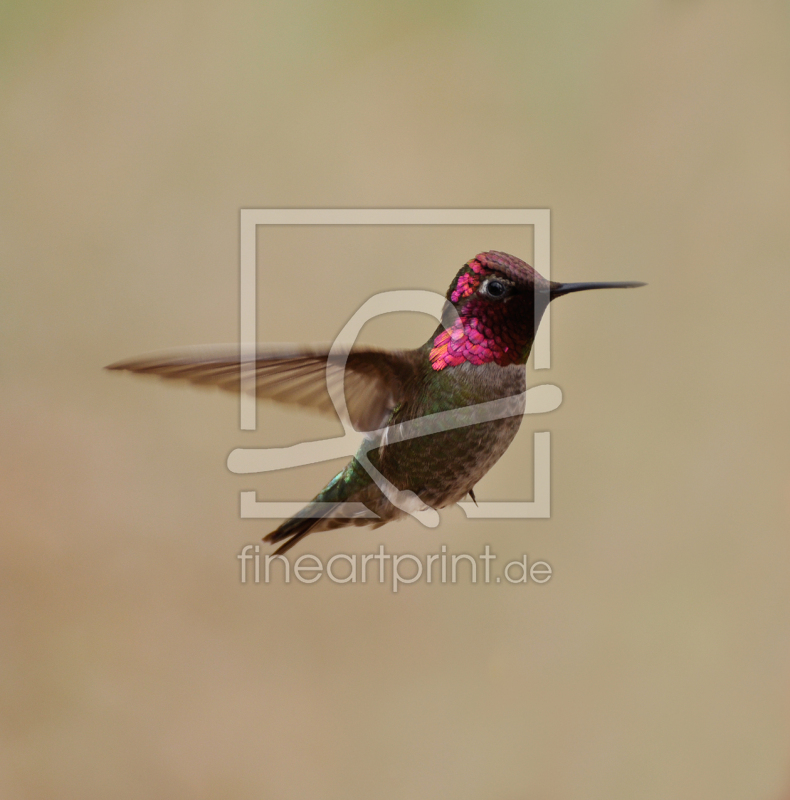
left=482, top=279, right=508, bottom=299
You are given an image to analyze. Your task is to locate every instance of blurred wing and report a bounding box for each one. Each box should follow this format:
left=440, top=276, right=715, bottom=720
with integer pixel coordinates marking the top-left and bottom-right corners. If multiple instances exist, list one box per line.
left=106, top=344, right=420, bottom=431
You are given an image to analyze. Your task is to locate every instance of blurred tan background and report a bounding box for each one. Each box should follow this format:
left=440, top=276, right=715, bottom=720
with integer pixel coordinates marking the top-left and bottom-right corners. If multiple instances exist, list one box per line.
left=2, top=1, right=790, bottom=797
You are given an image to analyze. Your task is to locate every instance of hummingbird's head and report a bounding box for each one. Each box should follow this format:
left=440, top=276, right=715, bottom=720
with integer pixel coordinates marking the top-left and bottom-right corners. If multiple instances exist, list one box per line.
left=430, top=251, right=644, bottom=371
left=444, top=250, right=552, bottom=305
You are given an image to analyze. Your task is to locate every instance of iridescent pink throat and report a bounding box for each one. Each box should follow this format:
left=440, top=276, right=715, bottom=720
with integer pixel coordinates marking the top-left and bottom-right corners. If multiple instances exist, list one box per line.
left=429, top=262, right=527, bottom=371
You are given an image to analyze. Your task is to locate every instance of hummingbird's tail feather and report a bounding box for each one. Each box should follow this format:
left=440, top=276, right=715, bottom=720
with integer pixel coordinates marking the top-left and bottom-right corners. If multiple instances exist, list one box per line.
left=264, top=459, right=387, bottom=554
left=263, top=496, right=363, bottom=555
left=264, top=515, right=320, bottom=555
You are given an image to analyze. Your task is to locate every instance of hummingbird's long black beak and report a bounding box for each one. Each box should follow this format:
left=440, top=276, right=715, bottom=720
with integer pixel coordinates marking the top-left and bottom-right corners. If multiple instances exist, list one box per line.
left=550, top=281, right=646, bottom=298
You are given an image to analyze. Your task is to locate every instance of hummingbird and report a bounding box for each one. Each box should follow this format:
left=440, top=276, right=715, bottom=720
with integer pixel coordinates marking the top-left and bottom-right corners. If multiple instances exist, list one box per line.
left=107, top=251, right=644, bottom=554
